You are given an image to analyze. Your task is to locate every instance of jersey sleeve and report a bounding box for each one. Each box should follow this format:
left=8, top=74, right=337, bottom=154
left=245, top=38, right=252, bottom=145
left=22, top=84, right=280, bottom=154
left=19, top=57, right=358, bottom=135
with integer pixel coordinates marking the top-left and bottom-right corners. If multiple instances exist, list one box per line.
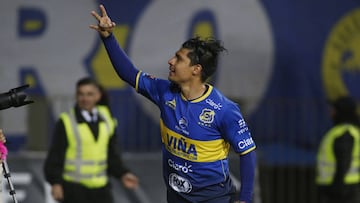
left=220, top=103, right=256, bottom=154
left=102, top=34, right=139, bottom=87
left=135, top=72, right=170, bottom=106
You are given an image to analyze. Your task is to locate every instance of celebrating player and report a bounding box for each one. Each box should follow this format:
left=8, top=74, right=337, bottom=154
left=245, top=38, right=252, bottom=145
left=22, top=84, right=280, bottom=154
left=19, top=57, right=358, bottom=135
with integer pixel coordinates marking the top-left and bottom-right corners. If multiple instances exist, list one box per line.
left=90, top=5, right=256, bottom=203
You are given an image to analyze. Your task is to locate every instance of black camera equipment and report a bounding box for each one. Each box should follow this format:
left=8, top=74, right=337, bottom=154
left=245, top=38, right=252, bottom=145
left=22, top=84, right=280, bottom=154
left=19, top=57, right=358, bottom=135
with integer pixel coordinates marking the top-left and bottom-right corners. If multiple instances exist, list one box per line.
left=0, top=85, right=34, bottom=110
left=3, top=160, right=18, bottom=203
left=0, top=84, right=33, bottom=203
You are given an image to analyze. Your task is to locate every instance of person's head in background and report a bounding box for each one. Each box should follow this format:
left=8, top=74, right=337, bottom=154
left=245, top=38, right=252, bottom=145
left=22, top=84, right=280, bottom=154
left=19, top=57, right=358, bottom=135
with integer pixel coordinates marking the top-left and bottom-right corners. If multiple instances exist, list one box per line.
left=76, top=77, right=102, bottom=112
left=330, top=96, right=359, bottom=126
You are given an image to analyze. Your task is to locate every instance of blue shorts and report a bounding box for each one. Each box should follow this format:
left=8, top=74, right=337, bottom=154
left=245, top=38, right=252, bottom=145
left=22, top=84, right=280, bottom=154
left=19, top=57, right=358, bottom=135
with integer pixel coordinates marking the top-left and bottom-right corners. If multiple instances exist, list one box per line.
left=166, top=177, right=236, bottom=203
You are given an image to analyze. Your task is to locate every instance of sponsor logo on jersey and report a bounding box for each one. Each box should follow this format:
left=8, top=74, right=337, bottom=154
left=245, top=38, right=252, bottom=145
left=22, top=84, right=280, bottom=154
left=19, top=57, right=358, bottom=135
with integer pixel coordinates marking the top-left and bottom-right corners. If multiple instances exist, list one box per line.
left=168, top=159, right=193, bottom=174
left=238, top=138, right=254, bottom=149
left=179, top=117, right=188, bottom=129
left=206, top=99, right=222, bottom=110
left=238, top=127, right=249, bottom=134
left=238, top=119, right=246, bottom=128
left=237, top=119, right=249, bottom=134
left=166, top=134, right=198, bottom=160
left=175, top=125, right=189, bottom=135
left=175, top=117, right=189, bottom=135
left=169, top=173, right=192, bottom=193
left=199, top=108, right=215, bottom=124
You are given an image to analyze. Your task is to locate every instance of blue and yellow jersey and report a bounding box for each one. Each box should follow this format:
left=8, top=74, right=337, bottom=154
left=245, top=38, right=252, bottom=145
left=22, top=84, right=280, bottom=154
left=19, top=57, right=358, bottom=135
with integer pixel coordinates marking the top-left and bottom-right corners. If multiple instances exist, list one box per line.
left=135, top=72, right=256, bottom=194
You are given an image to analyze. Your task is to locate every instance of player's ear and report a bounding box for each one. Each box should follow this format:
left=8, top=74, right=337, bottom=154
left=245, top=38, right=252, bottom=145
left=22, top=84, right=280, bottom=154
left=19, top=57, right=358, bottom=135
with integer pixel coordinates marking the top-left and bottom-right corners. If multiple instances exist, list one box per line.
left=192, top=64, right=202, bottom=76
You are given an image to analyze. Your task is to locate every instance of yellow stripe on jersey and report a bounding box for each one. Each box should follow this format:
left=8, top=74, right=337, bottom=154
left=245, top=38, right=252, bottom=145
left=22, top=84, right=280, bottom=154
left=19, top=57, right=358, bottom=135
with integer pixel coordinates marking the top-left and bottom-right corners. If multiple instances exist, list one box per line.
left=135, top=71, right=142, bottom=92
left=160, top=119, right=230, bottom=162
left=239, top=146, right=256, bottom=155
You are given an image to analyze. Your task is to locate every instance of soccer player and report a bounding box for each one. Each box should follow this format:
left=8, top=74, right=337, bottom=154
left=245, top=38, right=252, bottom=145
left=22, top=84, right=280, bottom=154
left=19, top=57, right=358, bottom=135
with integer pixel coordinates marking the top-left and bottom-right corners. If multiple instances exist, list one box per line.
left=90, top=4, right=256, bottom=203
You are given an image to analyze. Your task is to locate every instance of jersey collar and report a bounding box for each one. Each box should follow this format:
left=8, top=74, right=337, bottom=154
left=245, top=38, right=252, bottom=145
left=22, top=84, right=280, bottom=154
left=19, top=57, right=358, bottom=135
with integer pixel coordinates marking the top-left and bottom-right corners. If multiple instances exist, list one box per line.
left=180, top=84, right=213, bottom=103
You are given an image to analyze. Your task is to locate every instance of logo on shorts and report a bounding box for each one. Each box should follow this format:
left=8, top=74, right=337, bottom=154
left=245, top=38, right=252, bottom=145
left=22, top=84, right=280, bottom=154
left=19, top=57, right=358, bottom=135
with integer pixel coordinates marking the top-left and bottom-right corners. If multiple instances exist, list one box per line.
left=169, top=173, right=192, bottom=193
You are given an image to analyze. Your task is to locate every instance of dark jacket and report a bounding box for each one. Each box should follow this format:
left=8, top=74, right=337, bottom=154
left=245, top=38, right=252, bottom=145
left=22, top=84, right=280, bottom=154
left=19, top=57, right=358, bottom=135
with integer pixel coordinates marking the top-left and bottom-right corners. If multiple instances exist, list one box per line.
left=318, top=97, right=360, bottom=201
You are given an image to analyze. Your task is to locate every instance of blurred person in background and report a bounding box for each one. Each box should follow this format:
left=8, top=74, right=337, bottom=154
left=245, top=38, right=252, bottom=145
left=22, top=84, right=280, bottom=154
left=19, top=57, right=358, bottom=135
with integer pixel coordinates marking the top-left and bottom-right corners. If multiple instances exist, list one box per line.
left=44, top=77, right=138, bottom=203
left=0, top=129, right=7, bottom=194
left=90, top=5, right=256, bottom=203
left=0, top=129, right=7, bottom=163
left=316, top=96, right=360, bottom=203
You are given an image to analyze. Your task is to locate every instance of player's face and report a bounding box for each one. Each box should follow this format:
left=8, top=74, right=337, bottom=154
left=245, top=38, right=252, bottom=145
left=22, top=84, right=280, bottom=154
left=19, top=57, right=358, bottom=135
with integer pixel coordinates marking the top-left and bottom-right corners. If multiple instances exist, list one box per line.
left=76, top=84, right=101, bottom=111
left=168, top=48, right=198, bottom=84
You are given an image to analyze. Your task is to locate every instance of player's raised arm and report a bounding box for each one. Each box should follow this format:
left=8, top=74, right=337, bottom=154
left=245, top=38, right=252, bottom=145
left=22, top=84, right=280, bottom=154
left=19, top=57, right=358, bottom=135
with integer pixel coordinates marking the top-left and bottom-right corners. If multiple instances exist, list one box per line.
left=90, top=4, right=139, bottom=87
left=90, top=4, right=116, bottom=38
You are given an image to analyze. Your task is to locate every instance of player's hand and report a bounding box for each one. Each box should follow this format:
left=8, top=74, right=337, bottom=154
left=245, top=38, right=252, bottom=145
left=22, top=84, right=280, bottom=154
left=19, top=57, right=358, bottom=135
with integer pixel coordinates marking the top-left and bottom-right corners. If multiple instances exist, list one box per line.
left=51, top=184, right=64, bottom=201
left=121, top=172, right=139, bottom=190
left=90, top=4, right=116, bottom=38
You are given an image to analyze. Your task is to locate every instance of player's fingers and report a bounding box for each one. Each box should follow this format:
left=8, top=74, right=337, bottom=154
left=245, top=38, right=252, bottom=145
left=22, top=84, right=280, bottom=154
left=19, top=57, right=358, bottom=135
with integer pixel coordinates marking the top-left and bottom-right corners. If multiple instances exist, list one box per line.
left=89, top=25, right=99, bottom=30
left=91, top=11, right=101, bottom=21
left=99, top=4, right=108, bottom=17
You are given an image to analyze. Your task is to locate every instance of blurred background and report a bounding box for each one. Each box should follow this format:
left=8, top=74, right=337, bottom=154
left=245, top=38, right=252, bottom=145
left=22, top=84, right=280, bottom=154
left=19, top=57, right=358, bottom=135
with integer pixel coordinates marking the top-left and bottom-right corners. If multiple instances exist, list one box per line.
left=0, top=0, right=359, bottom=202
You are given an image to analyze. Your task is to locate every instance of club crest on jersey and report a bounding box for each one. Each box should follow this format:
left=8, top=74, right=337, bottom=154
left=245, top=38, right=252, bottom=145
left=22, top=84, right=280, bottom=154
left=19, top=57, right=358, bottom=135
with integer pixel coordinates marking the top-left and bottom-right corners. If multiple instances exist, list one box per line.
left=165, top=98, right=176, bottom=110
left=199, top=108, right=215, bottom=124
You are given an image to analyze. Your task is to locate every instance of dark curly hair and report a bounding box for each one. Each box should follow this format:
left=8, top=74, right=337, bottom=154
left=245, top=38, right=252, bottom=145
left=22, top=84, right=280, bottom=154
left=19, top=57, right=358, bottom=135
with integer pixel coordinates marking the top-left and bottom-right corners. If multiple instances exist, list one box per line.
left=182, top=37, right=227, bottom=82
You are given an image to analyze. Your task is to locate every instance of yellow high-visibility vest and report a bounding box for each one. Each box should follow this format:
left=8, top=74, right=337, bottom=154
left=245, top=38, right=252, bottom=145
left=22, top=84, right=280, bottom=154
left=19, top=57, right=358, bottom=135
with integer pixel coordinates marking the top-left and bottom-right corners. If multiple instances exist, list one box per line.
left=61, top=105, right=115, bottom=188
left=316, top=124, right=360, bottom=185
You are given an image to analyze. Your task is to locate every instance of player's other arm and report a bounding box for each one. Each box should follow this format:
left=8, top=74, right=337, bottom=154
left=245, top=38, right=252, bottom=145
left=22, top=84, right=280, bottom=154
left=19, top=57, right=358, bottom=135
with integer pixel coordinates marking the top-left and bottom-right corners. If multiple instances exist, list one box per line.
left=237, top=150, right=256, bottom=203
left=221, top=105, right=256, bottom=203
left=90, top=4, right=139, bottom=87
